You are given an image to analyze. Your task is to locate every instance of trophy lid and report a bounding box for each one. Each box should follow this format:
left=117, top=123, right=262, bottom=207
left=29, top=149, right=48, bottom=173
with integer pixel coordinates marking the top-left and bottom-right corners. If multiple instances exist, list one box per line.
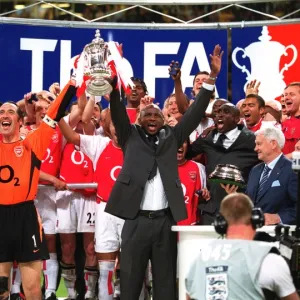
left=84, top=29, right=105, bottom=52
left=208, top=164, right=246, bottom=187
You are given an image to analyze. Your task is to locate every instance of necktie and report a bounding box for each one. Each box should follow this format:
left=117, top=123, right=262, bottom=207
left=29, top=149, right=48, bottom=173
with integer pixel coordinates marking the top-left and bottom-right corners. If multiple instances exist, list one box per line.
left=256, top=165, right=270, bottom=199
left=215, top=133, right=227, bottom=148
left=147, top=135, right=158, bottom=180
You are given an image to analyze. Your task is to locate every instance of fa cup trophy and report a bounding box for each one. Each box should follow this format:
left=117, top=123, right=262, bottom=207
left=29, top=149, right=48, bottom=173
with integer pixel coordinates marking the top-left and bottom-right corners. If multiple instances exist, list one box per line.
left=83, top=29, right=112, bottom=96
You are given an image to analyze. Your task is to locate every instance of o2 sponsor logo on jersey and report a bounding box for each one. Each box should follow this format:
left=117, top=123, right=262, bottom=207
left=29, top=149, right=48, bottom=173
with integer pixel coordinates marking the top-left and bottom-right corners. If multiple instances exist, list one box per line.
left=232, top=24, right=300, bottom=103
left=110, top=166, right=122, bottom=182
left=181, top=183, right=189, bottom=204
left=0, top=165, right=20, bottom=186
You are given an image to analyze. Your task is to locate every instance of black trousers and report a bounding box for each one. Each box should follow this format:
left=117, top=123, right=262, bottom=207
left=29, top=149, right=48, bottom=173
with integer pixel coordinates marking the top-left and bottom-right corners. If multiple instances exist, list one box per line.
left=120, top=210, right=177, bottom=300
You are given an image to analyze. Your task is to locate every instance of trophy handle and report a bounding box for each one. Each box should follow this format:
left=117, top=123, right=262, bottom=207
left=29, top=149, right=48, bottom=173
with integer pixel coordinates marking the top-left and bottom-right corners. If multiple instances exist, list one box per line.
left=232, top=47, right=251, bottom=79
left=280, top=45, right=298, bottom=76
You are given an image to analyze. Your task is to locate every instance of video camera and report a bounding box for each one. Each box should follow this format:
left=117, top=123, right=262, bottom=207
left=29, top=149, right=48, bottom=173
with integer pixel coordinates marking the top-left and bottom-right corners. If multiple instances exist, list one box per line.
left=275, top=151, right=300, bottom=292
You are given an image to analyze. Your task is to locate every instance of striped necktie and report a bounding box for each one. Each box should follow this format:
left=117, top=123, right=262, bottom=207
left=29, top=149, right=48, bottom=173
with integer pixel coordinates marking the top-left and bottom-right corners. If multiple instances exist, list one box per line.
left=256, top=165, right=270, bottom=199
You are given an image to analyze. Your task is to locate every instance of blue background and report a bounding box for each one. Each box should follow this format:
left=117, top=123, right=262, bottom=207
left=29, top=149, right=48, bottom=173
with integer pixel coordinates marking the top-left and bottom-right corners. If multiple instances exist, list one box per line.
left=0, top=24, right=228, bottom=107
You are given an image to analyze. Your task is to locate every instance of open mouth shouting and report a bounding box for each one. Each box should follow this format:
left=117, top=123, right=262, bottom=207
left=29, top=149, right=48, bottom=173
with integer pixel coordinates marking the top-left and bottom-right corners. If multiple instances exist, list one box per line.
left=0, top=119, right=12, bottom=132
left=147, top=122, right=158, bottom=134
left=243, top=112, right=251, bottom=123
left=217, top=118, right=224, bottom=130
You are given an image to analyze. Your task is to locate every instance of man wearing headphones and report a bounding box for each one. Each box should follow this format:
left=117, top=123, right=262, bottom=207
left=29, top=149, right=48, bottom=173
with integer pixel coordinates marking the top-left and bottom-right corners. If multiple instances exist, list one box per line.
left=185, top=193, right=299, bottom=300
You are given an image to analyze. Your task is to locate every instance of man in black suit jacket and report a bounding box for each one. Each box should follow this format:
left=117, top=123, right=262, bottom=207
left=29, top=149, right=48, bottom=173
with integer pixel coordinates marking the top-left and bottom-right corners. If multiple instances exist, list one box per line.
left=105, top=46, right=223, bottom=300
left=186, top=104, right=259, bottom=225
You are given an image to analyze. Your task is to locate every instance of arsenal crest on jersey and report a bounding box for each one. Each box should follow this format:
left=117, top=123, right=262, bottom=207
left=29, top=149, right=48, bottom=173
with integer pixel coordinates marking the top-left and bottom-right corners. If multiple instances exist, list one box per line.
left=14, top=146, right=24, bottom=157
left=51, top=131, right=59, bottom=143
left=188, top=171, right=197, bottom=181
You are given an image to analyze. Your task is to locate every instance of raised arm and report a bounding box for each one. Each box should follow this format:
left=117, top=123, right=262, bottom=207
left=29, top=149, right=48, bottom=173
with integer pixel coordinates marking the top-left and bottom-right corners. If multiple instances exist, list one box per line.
left=81, top=96, right=99, bottom=135
left=26, top=80, right=77, bottom=160
left=169, top=61, right=189, bottom=114
left=58, top=117, right=80, bottom=146
left=173, top=45, right=223, bottom=147
left=69, top=92, right=87, bottom=129
left=109, top=78, right=132, bottom=149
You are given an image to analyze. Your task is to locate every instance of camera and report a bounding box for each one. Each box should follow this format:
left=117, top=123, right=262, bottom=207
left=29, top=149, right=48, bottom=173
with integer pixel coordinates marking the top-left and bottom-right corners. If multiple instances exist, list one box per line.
left=276, top=151, right=300, bottom=292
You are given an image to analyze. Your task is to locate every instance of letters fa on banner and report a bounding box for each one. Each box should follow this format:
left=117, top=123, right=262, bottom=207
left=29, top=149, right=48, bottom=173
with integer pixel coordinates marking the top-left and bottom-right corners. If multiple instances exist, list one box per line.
left=20, top=38, right=217, bottom=99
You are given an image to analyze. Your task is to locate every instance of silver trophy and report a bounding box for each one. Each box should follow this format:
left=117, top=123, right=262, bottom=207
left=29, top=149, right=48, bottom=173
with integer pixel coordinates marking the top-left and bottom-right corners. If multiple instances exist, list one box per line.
left=83, top=29, right=112, bottom=96
left=208, top=164, right=246, bottom=187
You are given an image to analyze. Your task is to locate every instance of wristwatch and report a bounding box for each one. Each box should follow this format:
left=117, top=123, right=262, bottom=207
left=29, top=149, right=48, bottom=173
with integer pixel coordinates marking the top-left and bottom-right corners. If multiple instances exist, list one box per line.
left=209, top=76, right=217, bottom=81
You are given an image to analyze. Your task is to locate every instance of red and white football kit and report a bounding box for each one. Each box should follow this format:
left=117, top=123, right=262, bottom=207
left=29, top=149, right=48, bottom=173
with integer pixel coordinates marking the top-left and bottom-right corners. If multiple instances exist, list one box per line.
left=126, top=107, right=137, bottom=124
left=56, top=141, right=96, bottom=233
left=79, top=136, right=125, bottom=253
left=35, top=127, right=63, bottom=235
left=177, top=160, right=206, bottom=226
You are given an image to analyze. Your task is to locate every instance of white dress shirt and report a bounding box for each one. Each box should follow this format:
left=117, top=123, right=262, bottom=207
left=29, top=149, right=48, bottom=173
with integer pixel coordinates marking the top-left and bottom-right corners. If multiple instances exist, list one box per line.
left=213, top=127, right=241, bottom=149
left=140, top=82, right=215, bottom=210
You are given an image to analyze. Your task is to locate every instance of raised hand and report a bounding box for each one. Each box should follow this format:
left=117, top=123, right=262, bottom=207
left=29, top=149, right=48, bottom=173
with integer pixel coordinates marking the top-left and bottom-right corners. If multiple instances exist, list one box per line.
left=210, top=44, right=224, bottom=76
left=49, top=82, right=61, bottom=97
left=246, top=80, right=260, bottom=96
left=140, top=95, right=155, bottom=111
left=168, top=60, right=181, bottom=81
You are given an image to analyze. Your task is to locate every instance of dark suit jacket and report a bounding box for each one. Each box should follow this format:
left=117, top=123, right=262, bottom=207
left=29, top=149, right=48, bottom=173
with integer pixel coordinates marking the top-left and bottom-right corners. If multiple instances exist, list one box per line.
left=186, top=126, right=259, bottom=214
left=246, top=155, right=297, bottom=225
left=105, top=86, right=213, bottom=221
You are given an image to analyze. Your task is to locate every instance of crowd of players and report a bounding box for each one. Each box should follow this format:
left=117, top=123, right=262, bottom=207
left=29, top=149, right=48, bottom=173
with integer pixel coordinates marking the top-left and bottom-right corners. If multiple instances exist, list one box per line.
left=0, top=44, right=300, bottom=300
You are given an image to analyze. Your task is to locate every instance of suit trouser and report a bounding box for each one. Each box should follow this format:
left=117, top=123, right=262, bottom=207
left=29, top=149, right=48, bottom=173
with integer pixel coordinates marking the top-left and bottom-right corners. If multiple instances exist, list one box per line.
left=120, top=209, right=177, bottom=300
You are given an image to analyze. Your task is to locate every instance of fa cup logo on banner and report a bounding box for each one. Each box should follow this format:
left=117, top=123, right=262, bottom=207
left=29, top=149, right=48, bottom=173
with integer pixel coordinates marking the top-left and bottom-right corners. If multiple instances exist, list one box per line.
left=232, top=26, right=297, bottom=100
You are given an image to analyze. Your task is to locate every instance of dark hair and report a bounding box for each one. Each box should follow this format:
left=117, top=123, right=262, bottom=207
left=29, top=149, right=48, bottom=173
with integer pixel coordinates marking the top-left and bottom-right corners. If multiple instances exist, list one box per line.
left=2, top=101, right=24, bottom=120
left=131, top=77, right=148, bottom=94
left=67, top=101, right=78, bottom=113
left=191, top=71, right=210, bottom=97
left=245, top=94, right=265, bottom=109
left=192, top=71, right=210, bottom=85
left=95, top=102, right=103, bottom=112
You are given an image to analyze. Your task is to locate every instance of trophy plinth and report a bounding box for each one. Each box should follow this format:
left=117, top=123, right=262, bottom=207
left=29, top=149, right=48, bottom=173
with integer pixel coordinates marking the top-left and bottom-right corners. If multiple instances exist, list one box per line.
left=208, top=164, right=246, bottom=188
left=83, top=29, right=112, bottom=96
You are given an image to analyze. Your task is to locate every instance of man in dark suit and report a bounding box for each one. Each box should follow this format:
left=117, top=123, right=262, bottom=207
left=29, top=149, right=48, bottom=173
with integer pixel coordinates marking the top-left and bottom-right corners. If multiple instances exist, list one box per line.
left=186, top=103, right=259, bottom=225
left=246, top=126, right=297, bottom=225
left=104, top=45, right=223, bottom=300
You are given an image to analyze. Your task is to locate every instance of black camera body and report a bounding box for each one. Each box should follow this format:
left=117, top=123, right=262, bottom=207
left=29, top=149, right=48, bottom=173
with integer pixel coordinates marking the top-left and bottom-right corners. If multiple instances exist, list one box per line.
left=276, top=225, right=300, bottom=292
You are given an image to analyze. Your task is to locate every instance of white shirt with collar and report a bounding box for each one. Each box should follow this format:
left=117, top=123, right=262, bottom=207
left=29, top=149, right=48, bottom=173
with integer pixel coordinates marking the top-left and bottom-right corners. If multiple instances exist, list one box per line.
left=140, top=82, right=215, bottom=211
left=213, top=127, right=241, bottom=149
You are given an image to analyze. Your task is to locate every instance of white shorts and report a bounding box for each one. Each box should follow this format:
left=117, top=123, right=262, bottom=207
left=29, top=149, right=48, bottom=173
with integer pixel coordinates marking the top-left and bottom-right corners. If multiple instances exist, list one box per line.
left=95, top=201, right=125, bottom=253
left=35, top=186, right=57, bottom=235
left=56, top=190, right=96, bottom=233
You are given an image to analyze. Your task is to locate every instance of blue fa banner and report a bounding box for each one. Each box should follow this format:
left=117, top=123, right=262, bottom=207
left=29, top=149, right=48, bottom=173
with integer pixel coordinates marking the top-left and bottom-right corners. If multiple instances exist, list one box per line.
left=0, top=24, right=228, bottom=106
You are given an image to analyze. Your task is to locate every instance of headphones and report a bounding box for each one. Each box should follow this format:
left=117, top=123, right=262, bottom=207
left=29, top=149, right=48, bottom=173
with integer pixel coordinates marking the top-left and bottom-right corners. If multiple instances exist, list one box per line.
left=214, top=207, right=265, bottom=236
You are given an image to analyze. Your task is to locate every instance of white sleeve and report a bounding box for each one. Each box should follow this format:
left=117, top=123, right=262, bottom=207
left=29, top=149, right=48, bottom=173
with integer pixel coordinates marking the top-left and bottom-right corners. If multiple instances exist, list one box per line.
left=202, top=82, right=215, bottom=91
left=80, top=135, right=110, bottom=169
left=258, top=253, right=296, bottom=298
left=195, top=162, right=207, bottom=189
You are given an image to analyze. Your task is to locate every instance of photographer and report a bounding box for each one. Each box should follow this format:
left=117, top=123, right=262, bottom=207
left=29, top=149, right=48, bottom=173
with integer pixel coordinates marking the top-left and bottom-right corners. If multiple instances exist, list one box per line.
left=185, top=193, right=299, bottom=300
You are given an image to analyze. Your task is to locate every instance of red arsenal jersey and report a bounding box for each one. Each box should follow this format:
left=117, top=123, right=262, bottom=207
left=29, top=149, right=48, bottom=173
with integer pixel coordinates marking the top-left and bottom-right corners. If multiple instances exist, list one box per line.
left=126, top=108, right=137, bottom=124
left=247, top=118, right=263, bottom=132
left=60, top=143, right=95, bottom=196
left=94, top=140, right=123, bottom=202
left=177, top=160, right=202, bottom=226
left=40, top=127, right=62, bottom=182
left=282, top=117, right=300, bottom=154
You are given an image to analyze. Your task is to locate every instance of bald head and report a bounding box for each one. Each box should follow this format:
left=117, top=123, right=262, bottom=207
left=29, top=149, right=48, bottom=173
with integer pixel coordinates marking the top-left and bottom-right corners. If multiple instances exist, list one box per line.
left=220, top=193, right=253, bottom=226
